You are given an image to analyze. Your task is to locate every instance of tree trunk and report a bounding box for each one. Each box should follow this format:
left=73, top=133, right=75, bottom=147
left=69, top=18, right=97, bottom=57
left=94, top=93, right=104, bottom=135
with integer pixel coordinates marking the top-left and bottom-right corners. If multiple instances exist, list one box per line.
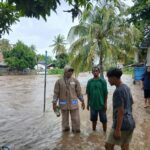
left=98, top=42, right=103, bottom=77
left=134, top=49, right=139, bottom=63
left=99, top=54, right=103, bottom=77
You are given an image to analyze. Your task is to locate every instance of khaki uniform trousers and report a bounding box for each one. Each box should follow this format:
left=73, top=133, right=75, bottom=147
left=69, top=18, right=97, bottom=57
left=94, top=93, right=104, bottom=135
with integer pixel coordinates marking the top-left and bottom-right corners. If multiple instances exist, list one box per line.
left=61, top=109, right=80, bottom=131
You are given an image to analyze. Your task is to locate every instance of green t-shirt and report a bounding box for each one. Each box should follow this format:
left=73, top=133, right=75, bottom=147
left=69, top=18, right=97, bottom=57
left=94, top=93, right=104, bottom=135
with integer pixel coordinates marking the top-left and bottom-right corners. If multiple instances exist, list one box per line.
left=86, top=78, right=108, bottom=110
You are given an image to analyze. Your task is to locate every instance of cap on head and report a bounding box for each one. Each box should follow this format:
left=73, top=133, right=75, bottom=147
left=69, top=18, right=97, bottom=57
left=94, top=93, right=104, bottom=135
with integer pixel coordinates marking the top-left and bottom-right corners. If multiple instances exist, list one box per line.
left=64, top=65, right=74, bottom=72
left=107, top=68, right=122, bottom=79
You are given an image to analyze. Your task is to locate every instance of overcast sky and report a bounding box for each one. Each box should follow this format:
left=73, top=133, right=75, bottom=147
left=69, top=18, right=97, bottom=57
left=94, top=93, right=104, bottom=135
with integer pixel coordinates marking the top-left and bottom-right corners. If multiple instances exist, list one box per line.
left=3, top=0, right=133, bottom=58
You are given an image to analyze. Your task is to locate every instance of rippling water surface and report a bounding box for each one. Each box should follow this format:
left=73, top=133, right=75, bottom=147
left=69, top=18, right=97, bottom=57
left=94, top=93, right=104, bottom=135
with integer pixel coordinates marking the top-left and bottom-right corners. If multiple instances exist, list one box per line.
left=0, top=74, right=149, bottom=150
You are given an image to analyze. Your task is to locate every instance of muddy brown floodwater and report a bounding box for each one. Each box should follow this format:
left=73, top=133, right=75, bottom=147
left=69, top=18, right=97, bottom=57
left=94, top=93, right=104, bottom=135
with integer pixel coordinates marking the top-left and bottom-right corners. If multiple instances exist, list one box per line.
left=0, top=73, right=150, bottom=150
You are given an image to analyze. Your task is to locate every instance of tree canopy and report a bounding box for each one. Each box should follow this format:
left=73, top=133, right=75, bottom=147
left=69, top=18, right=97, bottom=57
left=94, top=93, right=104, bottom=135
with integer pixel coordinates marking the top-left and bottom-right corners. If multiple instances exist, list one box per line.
left=51, top=34, right=67, bottom=55
left=54, top=53, right=69, bottom=68
left=0, top=2, right=20, bottom=37
left=0, top=0, right=120, bottom=37
left=0, top=0, right=87, bottom=37
left=7, top=0, right=88, bottom=19
left=67, top=1, right=141, bottom=75
left=3, top=41, right=37, bottom=71
left=37, top=54, right=53, bottom=64
left=128, top=0, right=150, bottom=30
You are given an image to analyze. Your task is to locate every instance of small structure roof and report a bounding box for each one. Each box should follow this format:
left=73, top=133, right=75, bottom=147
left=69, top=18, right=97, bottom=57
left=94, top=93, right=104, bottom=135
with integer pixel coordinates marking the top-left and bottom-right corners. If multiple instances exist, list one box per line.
left=47, top=63, right=55, bottom=67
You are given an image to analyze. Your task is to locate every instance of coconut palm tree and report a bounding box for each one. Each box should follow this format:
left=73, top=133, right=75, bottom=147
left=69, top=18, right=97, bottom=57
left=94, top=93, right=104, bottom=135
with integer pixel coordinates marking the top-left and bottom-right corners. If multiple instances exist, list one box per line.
left=118, top=25, right=142, bottom=64
left=67, top=2, right=141, bottom=75
left=50, top=34, right=67, bottom=55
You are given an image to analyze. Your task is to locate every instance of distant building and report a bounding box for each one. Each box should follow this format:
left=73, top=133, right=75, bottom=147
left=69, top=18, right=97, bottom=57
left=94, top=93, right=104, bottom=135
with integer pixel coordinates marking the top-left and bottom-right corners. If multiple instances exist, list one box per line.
left=34, top=61, right=45, bottom=71
left=47, top=63, right=55, bottom=69
left=0, top=52, right=7, bottom=67
left=34, top=61, right=55, bottom=71
left=0, top=52, right=8, bottom=74
left=140, top=30, right=150, bottom=66
left=147, top=49, right=150, bottom=66
left=0, top=52, right=4, bottom=62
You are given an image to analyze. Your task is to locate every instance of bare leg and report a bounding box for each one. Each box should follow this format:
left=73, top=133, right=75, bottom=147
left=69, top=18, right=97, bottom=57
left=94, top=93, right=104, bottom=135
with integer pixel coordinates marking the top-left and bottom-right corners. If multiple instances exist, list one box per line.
left=103, top=123, right=107, bottom=132
left=148, top=98, right=150, bottom=106
left=144, top=98, right=148, bottom=108
left=92, top=121, right=97, bottom=131
left=105, top=143, right=114, bottom=150
left=121, top=144, right=129, bottom=150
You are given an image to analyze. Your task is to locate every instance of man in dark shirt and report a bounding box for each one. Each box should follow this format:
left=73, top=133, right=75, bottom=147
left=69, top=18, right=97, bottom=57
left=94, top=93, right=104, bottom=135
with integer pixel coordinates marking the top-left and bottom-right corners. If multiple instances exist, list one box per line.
left=105, top=68, right=135, bottom=150
left=142, top=66, right=150, bottom=108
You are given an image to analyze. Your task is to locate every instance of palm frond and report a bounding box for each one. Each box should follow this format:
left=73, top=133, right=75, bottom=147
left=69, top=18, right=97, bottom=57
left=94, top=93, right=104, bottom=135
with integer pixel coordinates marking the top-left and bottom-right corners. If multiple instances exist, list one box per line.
left=69, top=36, right=88, bottom=54
left=67, top=24, right=89, bottom=43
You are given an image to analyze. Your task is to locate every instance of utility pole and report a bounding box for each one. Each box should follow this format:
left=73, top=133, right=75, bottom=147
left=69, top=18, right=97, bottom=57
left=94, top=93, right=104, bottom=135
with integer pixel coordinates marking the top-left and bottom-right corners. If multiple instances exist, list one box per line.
left=43, top=51, right=47, bottom=112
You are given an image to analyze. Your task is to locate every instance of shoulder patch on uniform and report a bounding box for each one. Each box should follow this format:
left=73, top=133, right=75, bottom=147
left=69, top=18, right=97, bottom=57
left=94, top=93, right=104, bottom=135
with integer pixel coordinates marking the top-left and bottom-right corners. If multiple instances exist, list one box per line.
left=70, top=81, right=75, bottom=85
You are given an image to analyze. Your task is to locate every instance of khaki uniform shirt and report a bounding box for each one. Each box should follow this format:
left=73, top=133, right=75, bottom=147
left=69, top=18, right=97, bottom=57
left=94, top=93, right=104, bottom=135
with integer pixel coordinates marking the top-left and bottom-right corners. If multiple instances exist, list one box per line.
left=53, top=77, right=83, bottom=110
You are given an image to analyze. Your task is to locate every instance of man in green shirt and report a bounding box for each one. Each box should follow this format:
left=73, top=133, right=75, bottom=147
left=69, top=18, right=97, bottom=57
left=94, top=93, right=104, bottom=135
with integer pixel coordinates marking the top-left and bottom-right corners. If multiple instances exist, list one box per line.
left=86, top=66, right=108, bottom=132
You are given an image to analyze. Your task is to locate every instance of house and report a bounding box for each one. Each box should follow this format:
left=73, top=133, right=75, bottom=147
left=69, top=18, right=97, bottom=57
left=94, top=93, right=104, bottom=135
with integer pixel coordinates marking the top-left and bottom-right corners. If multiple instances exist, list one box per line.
left=140, top=30, right=150, bottom=66
left=0, top=52, right=8, bottom=74
left=34, top=61, right=56, bottom=71
left=0, top=52, right=7, bottom=67
left=0, top=52, right=4, bottom=62
left=34, top=61, right=45, bottom=71
left=47, top=63, right=55, bottom=69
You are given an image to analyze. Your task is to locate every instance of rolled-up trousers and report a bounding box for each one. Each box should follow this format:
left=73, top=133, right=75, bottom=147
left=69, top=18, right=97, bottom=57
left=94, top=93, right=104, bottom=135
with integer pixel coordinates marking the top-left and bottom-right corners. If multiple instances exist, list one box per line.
left=61, top=109, right=80, bottom=131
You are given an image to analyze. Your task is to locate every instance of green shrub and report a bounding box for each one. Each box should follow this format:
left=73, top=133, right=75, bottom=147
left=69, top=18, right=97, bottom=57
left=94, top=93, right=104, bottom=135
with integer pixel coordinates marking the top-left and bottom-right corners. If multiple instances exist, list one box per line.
left=122, top=67, right=133, bottom=75
left=48, top=68, right=64, bottom=75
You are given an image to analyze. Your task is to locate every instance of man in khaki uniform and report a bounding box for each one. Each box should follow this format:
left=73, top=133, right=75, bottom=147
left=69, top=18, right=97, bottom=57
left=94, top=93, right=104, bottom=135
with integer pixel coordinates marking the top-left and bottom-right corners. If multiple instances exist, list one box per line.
left=52, top=65, right=85, bottom=133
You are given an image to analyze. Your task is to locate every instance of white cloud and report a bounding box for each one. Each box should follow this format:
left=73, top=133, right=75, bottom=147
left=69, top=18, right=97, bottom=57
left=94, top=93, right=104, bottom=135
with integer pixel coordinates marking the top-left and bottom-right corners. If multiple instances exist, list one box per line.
left=3, top=1, right=78, bottom=58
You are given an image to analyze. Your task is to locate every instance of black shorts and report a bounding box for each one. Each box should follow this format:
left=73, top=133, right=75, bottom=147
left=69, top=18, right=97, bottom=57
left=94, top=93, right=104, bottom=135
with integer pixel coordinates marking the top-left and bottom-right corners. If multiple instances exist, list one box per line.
left=144, top=89, right=150, bottom=98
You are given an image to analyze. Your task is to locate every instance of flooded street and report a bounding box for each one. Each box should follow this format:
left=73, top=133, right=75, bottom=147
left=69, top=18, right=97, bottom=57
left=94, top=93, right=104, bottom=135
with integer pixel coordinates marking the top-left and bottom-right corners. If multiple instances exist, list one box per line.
left=0, top=73, right=150, bottom=150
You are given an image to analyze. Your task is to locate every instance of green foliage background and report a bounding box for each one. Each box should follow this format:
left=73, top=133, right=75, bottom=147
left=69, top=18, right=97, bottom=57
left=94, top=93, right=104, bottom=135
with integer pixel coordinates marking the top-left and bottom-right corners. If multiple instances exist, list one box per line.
left=3, top=41, right=37, bottom=71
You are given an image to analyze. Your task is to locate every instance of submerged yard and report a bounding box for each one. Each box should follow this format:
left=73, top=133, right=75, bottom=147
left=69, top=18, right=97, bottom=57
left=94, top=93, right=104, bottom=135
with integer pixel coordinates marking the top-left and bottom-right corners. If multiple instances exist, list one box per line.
left=0, top=73, right=149, bottom=150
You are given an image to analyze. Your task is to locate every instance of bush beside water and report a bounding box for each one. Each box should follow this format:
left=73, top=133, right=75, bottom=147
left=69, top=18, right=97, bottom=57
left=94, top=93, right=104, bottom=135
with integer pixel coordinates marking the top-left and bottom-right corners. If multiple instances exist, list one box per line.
left=47, top=67, right=133, bottom=75
left=48, top=68, right=64, bottom=75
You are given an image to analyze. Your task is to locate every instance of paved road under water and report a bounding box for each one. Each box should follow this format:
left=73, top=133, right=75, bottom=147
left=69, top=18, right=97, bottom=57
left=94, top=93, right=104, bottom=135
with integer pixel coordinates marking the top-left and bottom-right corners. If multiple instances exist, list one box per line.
left=0, top=73, right=150, bottom=150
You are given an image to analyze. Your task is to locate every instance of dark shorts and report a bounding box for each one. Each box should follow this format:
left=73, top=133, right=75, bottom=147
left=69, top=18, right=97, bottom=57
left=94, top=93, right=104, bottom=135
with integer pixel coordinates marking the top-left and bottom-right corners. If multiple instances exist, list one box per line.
left=90, top=108, right=107, bottom=123
left=144, top=89, right=150, bottom=98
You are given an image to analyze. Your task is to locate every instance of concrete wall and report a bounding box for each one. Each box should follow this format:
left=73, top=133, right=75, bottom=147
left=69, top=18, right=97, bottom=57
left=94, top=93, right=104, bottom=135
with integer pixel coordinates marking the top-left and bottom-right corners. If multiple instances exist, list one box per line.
left=0, top=67, right=8, bottom=75
left=146, top=47, right=150, bottom=66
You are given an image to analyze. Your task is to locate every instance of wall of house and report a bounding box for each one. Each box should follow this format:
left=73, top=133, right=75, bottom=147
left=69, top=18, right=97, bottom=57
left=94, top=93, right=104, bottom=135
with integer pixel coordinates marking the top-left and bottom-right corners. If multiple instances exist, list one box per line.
left=34, top=64, right=45, bottom=71
left=0, top=52, right=4, bottom=62
left=0, top=67, right=8, bottom=75
left=146, top=47, right=150, bottom=66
